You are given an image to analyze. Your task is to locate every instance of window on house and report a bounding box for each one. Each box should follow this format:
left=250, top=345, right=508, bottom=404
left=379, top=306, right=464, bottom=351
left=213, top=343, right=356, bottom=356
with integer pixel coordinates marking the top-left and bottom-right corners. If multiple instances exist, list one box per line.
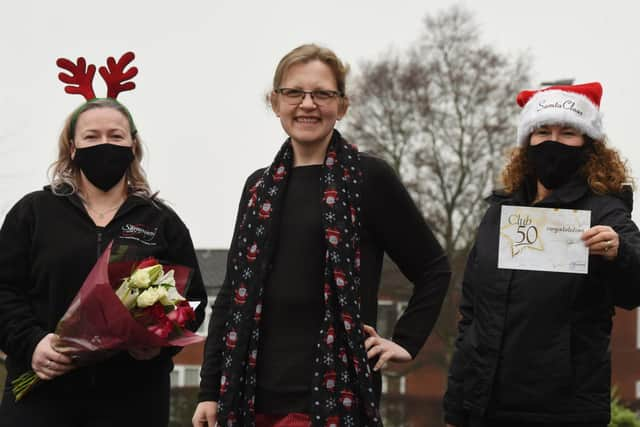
left=377, top=300, right=396, bottom=338
left=184, top=367, right=201, bottom=386
left=382, top=374, right=407, bottom=395
left=170, top=368, right=181, bottom=388
left=171, top=364, right=202, bottom=388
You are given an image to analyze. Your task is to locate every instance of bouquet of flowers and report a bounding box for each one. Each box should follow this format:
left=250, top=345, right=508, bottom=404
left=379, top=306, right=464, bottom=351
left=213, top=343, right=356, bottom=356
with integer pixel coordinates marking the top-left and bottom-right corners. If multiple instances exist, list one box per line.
left=12, top=242, right=204, bottom=401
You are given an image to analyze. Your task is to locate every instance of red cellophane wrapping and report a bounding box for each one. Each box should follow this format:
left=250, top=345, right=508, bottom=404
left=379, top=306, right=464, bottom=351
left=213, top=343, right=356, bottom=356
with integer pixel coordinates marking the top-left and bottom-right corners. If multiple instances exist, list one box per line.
left=53, top=241, right=204, bottom=363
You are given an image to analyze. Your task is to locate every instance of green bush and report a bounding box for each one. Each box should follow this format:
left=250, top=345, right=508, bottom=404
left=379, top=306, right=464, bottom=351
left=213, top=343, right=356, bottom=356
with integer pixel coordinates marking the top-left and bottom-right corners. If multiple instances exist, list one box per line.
left=169, top=387, right=199, bottom=427
left=610, top=389, right=640, bottom=427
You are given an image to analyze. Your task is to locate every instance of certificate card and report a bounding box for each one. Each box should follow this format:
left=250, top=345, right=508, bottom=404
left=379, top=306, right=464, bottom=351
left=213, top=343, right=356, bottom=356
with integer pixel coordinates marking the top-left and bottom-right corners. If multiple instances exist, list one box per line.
left=498, top=205, right=591, bottom=274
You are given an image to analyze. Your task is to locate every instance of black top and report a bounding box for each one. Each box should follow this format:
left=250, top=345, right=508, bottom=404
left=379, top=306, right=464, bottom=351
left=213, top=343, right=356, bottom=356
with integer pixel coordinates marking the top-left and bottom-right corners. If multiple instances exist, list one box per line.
left=199, top=153, right=451, bottom=413
left=443, top=177, right=640, bottom=425
left=256, top=165, right=326, bottom=411
left=0, top=188, right=208, bottom=392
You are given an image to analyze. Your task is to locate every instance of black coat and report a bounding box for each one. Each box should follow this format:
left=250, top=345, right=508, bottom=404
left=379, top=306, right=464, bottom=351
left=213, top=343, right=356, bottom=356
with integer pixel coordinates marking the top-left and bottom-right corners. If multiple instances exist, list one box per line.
left=0, top=188, right=207, bottom=415
left=444, top=177, right=640, bottom=425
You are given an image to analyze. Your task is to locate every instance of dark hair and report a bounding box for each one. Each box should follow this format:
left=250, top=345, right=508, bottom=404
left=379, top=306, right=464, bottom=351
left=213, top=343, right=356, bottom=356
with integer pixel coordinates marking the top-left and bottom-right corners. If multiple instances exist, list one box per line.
left=501, top=136, right=632, bottom=194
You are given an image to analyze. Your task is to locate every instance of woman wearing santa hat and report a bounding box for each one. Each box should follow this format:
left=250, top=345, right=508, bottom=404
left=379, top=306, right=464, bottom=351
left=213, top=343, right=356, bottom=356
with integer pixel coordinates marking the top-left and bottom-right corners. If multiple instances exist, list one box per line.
left=193, top=44, right=451, bottom=427
left=443, top=82, right=640, bottom=427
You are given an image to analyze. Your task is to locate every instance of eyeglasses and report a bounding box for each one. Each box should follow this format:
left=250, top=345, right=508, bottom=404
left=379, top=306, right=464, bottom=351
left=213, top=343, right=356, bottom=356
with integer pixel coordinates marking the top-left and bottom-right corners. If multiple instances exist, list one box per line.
left=275, top=88, right=343, bottom=106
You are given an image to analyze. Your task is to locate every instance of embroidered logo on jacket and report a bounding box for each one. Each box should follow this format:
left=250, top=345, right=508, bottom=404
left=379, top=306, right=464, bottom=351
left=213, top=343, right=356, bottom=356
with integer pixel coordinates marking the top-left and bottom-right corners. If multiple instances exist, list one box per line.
left=120, top=224, right=158, bottom=245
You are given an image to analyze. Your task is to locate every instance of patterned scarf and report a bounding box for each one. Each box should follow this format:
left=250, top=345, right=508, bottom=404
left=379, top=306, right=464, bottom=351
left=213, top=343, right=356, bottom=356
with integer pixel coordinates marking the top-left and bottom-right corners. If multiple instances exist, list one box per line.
left=216, top=130, right=382, bottom=427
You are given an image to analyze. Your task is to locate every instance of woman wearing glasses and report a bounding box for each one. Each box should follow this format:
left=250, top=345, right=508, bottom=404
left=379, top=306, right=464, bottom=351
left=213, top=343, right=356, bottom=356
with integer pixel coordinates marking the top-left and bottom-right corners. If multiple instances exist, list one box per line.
left=192, top=44, right=450, bottom=427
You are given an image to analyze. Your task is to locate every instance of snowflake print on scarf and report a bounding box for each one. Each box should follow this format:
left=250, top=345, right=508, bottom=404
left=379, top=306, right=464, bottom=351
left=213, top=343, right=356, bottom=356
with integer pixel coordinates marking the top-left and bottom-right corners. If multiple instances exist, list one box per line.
left=216, top=130, right=382, bottom=426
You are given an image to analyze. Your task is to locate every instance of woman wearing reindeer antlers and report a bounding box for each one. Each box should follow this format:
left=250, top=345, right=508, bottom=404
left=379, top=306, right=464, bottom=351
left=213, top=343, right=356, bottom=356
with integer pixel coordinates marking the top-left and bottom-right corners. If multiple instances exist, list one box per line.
left=192, top=44, right=450, bottom=427
left=0, top=52, right=207, bottom=427
left=443, top=82, right=640, bottom=427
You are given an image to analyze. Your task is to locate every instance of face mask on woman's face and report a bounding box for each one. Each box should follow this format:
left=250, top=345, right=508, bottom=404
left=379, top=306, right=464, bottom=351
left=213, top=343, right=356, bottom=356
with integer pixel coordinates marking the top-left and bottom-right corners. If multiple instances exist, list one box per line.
left=526, top=140, right=589, bottom=190
left=74, top=143, right=134, bottom=192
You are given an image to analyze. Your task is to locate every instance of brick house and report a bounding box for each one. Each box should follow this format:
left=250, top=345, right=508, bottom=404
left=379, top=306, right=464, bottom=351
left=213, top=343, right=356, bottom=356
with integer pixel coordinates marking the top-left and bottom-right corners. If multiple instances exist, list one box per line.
left=611, top=307, right=640, bottom=407
left=170, top=249, right=227, bottom=388
left=172, top=250, right=640, bottom=424
left=2, top=249, right=635, bottom=420
left=376, top=256, right=640, bottom=425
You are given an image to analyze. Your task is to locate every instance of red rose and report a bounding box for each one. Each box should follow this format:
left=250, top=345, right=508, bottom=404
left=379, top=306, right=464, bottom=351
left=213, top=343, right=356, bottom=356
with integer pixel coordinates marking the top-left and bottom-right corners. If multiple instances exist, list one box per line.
left=145, top=302, right=167, bottom=321
left=148, top=317, right=173, bottom=339
left=137, top=257, right=160, bottom=269
left=167, top=301, right=195, bottom=327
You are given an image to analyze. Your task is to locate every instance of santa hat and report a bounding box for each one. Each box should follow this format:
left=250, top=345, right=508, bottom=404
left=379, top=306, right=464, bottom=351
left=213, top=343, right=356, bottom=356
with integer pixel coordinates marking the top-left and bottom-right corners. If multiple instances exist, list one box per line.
left=516, top=82, right=604, bottom=145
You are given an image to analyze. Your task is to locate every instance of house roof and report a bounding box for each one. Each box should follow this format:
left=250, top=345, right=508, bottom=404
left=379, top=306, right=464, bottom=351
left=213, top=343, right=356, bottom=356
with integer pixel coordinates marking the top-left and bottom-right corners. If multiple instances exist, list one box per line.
left=195, top=249, right=228, bottom=297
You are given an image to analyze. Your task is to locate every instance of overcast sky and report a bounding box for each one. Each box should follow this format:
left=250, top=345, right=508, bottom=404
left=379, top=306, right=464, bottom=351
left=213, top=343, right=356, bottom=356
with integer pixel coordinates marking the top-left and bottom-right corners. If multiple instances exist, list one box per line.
left=1, top=0, right=639, bottom=248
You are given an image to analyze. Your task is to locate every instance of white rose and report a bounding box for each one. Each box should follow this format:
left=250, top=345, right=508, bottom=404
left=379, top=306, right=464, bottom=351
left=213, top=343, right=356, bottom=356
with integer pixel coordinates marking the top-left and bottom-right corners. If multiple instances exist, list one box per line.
left=155, top=269, right=176, bottom=287
left=136, top=286, right=169, bottom=308
left=115, top=280, right=138, bottom=310
left=129, top=265, right=163, bottom=289
left=160, top=285, right=186, bottom=306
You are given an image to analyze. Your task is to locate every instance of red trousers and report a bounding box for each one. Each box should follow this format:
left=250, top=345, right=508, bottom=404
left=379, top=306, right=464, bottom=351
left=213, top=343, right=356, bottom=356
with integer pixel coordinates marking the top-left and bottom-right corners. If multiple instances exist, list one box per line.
left=255, top=413, right=311, bottom=427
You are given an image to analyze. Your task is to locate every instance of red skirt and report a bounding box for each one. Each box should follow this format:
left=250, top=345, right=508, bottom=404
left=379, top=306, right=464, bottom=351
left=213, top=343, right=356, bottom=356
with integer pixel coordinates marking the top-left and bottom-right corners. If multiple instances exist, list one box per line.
left=255, top=413, right=311, bottom=427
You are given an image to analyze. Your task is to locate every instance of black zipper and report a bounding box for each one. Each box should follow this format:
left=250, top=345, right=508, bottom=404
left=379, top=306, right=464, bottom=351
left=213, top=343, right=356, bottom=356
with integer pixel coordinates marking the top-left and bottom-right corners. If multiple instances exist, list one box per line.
left=91, top=228, right=104, bottom=387
left=96, top=229, right=103, bottom=259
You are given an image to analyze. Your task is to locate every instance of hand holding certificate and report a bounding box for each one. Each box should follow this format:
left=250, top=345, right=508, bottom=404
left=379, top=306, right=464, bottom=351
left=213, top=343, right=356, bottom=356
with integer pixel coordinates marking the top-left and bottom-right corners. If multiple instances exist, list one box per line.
left=498, top=205, right=591, bottom=274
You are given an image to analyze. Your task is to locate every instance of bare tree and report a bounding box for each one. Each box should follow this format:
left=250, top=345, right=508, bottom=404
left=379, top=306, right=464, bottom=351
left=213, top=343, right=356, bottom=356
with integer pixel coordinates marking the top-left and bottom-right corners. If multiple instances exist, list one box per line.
left=346, top=5, right=531, bottom=367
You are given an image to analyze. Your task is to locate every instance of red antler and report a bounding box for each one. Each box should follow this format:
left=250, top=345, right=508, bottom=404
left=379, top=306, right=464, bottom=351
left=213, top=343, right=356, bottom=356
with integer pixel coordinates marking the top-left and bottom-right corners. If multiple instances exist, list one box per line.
left=99, top=51, right=138, bottom=99
left=56, top=56, right=96, bottom=100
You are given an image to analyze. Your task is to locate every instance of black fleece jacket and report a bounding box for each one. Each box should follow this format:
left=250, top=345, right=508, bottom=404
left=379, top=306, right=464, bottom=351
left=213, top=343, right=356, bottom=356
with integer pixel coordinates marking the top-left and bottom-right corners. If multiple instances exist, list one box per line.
left=0, top=187, right=207, bottom=389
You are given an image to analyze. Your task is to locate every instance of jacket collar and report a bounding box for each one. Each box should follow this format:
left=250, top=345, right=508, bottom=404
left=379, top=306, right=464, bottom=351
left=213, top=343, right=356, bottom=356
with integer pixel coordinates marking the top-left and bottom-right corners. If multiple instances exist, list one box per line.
left=44, top=185, right=158, bottom=222
left=488, top=174, right=591, bottom=207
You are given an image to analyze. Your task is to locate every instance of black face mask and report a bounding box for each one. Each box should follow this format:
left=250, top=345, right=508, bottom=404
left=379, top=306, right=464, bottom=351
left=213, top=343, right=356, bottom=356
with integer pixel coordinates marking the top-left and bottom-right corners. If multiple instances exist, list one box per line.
left=527, top=140, right=589, bottom=190
left=74, top=144, right=134, bottom=192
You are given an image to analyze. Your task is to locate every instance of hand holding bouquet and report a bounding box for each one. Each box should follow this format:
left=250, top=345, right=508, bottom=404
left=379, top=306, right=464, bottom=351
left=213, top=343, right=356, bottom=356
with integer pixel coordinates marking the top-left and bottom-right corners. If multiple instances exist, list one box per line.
left=12, top=242, right=204, bottom=401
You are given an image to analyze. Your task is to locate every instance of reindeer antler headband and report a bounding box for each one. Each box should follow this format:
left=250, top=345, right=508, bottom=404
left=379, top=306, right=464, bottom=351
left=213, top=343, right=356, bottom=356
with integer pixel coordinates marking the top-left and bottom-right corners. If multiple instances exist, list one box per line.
left=57, top=51, right=138, bottom=100
left=57, top=52, right=138, bottom=138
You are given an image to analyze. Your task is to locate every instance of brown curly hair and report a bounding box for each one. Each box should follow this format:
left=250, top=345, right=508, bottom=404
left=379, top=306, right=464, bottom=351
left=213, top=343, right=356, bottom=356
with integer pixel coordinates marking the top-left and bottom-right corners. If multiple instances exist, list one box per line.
left=501, top=137, right=632, bottom=195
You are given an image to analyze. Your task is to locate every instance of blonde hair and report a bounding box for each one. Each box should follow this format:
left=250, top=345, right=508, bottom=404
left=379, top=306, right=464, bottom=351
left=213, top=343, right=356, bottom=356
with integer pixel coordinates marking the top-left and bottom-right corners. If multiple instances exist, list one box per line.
left=501, top=137, right=632, bottom=195
left=49, top=98, right=153, bottom=198
left=272, top=44, right=350, bottom=95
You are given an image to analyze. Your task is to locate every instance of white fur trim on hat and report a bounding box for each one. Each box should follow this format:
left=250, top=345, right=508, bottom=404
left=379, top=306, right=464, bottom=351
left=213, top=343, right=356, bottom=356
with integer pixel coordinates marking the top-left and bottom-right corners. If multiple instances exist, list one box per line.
left=517, top=89, right=604, bottom=145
